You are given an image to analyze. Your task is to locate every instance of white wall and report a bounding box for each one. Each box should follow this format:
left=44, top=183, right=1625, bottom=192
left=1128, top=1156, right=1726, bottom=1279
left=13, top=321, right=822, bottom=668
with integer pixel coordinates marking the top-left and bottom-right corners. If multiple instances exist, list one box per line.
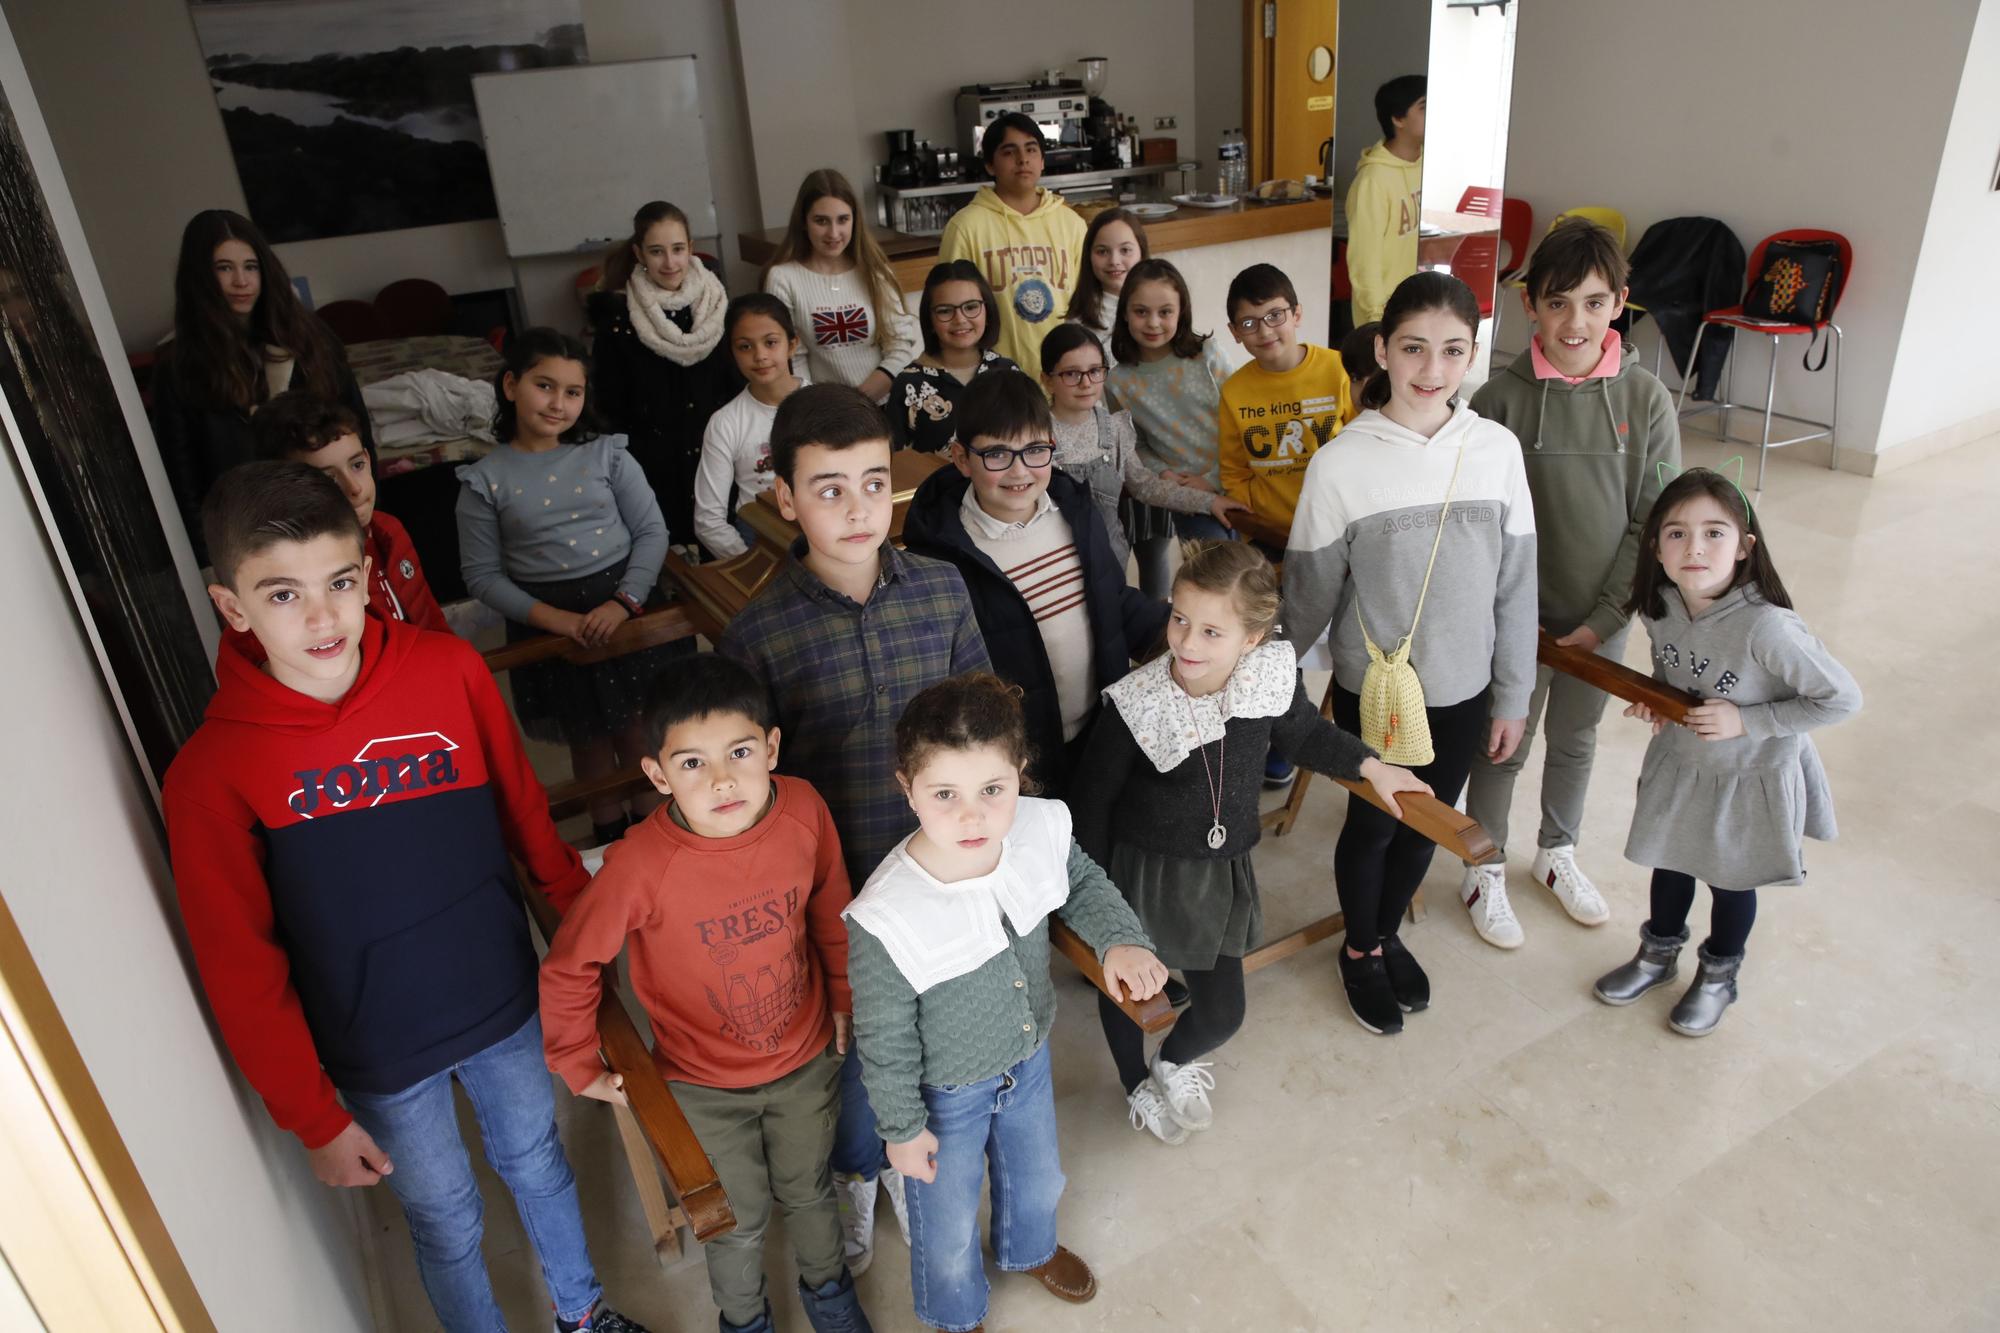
left=1422, top=0, right=1515, bottom=211
left=1501, top=0, right=1978, bottom=457
left=733, top=0, right=1200, bottom=229
left=0, top=13, right=370, bottom=1326
left=0, top=454, right=374, bottom=1332
left=3, top=0, right=763, bottom=348
left=1331, top=0, right=1430, bottom=199
left=1193, top=0, right=1244, bottom=182
left=1874, top=0, right=2000, bottom=456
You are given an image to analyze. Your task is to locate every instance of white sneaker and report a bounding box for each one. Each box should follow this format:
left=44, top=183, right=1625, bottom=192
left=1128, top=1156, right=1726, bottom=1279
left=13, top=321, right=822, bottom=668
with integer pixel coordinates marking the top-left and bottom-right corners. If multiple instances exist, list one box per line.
left=832, top=1171, right=877, bottom=1275
left=879, top=1165, right=912, bottom=1246
left=1531, top=844, right=1611, bottom=925
left=1126, top=1078, right=1189, bottom=1145
left=1461, top=863, right=1524, bottom=949
left=1149, top=1057, right=1216, bottom=1132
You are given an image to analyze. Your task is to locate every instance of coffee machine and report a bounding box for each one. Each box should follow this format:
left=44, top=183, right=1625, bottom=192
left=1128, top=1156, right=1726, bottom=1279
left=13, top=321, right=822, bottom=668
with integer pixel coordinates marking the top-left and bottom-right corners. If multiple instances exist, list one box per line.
left=955, top=80, right=1093, bottom=175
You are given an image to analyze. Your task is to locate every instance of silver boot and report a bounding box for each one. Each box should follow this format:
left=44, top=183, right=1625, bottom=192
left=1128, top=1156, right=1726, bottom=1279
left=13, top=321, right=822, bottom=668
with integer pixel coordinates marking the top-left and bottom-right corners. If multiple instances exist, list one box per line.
left=1668, top=944, right=1743, bottom=1037
left=1593, top=923, right=1689, bottom=1006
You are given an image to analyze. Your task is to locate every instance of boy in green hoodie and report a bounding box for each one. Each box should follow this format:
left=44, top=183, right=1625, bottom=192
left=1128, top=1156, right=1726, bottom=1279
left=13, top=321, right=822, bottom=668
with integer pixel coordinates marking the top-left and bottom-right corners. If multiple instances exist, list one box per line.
left=1460, top=217, right=1681, bottom=950
left=1344, top=75, right=1425, bottom=326
left=940, top=110, right=1087, bottom=371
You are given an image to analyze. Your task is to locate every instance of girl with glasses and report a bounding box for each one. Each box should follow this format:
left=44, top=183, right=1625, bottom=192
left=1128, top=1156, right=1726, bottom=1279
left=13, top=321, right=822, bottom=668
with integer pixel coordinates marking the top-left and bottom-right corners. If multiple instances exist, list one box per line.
left=887, top=261, right=1021, bottom=455
left=1040, top=323, right=1248, bottom=572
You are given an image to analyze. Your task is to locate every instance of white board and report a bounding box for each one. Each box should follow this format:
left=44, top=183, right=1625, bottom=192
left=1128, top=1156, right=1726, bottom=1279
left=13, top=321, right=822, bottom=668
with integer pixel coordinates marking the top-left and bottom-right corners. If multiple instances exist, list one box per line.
left=472, top=56, right=718, bottom=260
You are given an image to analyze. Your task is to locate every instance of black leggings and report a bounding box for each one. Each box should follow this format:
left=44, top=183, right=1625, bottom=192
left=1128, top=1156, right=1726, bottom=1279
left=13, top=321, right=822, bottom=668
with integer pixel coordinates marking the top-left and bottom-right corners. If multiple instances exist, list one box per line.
left=1099, top=955, right=1246, bottom=1094
left=1648, top=868, right=1758, bottom=958
left=1331, top=686, right=1490, bottom=953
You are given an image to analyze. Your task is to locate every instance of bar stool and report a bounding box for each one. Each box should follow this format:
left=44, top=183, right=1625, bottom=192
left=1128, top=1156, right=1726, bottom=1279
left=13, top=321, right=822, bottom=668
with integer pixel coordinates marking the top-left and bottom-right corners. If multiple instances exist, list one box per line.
left=1675, top=228, right=1849, bottom=490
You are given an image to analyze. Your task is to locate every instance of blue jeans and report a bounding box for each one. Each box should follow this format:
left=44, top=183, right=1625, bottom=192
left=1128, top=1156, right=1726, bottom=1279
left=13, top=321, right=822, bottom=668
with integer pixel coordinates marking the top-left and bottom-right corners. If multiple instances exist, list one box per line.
left=342, top=1015, right=599, bottom=1331
left=905, top=1042, right=1063, bottom=1331
left=832, top=1046, right=886, bottom=1178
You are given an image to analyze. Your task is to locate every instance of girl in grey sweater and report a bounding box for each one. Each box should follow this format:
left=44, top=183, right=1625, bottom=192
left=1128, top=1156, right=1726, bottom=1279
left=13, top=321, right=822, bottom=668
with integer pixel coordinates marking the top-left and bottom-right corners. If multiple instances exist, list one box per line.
left=456, top=328, right=678, bottom=844
left=1597, top=468, right=1861, bottom=1036
left=1039, top=323, right=1249, bottom=570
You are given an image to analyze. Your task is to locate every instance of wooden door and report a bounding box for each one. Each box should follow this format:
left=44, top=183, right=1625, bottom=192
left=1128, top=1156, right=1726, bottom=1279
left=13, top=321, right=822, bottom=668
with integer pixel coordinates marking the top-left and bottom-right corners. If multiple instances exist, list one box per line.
left=1248, top=0, right=1339, bottom=185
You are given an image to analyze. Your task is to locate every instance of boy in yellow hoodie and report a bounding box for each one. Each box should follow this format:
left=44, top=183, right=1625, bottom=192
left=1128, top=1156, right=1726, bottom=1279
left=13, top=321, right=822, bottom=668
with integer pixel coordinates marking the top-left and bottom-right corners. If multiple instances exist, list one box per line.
left=1344, top=75, right=1426, bottom=325
left=940, top=110, right=1087, bottom=370
left=1217, top=263, right=1353, bottom=545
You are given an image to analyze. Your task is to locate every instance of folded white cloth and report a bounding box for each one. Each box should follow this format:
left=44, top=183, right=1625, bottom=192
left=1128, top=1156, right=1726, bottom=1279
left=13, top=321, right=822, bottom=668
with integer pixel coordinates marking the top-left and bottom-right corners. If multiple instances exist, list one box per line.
left=362, top=369, right=497, bottom=448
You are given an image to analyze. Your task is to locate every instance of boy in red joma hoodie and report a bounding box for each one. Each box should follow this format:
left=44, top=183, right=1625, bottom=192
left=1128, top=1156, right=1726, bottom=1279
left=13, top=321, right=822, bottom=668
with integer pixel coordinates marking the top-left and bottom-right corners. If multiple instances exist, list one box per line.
left=162, top=461, right=648, bottom=1333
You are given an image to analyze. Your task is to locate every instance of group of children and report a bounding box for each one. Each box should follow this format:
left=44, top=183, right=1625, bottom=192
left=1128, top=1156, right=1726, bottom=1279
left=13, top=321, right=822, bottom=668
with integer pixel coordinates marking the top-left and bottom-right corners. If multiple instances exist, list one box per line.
left=157, top=173, right=1860, bottom=1333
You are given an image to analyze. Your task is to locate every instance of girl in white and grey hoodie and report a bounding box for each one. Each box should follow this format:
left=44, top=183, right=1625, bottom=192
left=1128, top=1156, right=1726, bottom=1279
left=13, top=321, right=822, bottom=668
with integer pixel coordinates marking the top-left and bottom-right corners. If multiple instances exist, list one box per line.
left=1281, top=273, right=1538, bottom=1036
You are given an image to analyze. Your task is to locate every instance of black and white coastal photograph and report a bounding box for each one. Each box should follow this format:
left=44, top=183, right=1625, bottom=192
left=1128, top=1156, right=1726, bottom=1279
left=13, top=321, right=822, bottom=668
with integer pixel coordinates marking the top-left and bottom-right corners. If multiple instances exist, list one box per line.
left=189, top=0, right=587, bottom=241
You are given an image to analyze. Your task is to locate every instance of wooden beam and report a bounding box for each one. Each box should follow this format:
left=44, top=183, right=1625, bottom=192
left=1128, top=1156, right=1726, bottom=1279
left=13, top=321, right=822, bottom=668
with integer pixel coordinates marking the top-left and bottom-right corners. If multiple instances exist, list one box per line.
left=1230, top=509, right=1292, bottom=553
left=546, top=766, right=653, bottom=823
left=516, top=876, right=735, bottom=1243
left=1050, top=920, right=1176, bottom=1034
left=481, top=606, right=698, bottom=675
left=1537, top=629, right=1698, bottom=724
left=1244, top=910, right=1344, bottom=975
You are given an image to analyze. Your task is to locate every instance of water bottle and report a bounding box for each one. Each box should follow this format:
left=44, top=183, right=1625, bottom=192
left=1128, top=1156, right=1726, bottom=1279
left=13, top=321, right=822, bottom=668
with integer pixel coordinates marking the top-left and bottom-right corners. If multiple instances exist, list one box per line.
left=1216, top=127, right=1232, bottom=196
left=1218, top=128, right=1247, bottom=198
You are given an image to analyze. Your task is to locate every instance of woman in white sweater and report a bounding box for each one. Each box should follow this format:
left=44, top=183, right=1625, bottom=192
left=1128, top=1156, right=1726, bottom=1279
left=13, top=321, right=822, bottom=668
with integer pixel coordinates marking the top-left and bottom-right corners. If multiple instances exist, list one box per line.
left=761, top=169, right=920, bottom=402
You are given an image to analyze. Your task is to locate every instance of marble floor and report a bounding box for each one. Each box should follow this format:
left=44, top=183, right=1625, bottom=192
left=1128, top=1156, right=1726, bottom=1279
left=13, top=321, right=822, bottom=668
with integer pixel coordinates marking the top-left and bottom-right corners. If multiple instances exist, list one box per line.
left=368, top=429, right=2000, bottom=1331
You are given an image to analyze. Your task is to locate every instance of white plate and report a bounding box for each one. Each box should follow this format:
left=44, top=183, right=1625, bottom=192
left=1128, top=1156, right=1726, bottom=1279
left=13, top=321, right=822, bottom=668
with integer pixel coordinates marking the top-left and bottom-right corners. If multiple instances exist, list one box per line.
left=1172, top=193, right=1238, bottom=209
left=1123, top=202, right=1179, bottom=219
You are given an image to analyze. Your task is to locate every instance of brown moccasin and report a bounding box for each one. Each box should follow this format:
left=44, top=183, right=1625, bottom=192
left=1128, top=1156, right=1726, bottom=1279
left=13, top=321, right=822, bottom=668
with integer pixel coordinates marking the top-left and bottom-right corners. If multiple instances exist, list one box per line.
left=1024, top=1245, right=1097, bottom=1303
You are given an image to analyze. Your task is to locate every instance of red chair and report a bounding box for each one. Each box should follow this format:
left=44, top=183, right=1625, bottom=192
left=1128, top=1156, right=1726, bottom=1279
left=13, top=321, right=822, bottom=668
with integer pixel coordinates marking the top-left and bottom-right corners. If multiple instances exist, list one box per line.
left=1450, top=187, right=1505, bottom=318
left=316, top=299, right=385, bottom=344
left=1495, top=197, right=1534, bottom=283
left=372, top=278, right=452, bottom=338
left=1676, top=228, right=1850, bottom=489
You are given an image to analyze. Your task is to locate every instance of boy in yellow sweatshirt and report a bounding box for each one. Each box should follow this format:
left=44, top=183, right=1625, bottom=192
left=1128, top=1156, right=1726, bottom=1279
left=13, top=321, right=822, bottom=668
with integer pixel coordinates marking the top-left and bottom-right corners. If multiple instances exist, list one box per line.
left=1218, top=263, right=1354, bottom=542
left=939, top=110, right=1087, bottom=371
left=1344, top=75, right=1426, bottom=325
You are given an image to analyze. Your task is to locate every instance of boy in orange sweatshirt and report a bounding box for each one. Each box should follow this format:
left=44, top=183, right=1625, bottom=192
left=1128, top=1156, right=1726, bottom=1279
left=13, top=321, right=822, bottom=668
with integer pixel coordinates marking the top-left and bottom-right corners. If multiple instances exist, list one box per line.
left=540, top=653, right=871, bottom=1333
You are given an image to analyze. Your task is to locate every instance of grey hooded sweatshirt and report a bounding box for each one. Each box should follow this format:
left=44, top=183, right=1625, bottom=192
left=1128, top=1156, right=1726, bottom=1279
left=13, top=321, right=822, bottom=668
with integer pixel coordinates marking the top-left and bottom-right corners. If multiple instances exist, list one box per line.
left=1469, top=343, right=1680, bottom=644
left=1281, top=401, right=1539, bottom=719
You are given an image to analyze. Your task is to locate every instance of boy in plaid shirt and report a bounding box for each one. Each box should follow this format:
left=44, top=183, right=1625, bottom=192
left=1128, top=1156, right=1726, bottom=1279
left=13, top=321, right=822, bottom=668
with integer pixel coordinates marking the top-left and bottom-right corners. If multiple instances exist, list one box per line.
left=720, top=383, right=989, bottom=1277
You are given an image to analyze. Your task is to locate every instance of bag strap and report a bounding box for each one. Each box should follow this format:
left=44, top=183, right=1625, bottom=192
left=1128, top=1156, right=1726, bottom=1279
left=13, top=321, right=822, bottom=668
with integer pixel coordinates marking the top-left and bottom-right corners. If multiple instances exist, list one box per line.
left=1801, top=326, right=1830, bottom=373
left=1354, top=437, right=1470, bottom=653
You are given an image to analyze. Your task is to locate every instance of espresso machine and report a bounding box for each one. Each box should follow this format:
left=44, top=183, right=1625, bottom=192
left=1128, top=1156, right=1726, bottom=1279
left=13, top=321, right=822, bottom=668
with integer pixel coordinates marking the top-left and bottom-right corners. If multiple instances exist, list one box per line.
left=955, top=79, right=1094, bottom=175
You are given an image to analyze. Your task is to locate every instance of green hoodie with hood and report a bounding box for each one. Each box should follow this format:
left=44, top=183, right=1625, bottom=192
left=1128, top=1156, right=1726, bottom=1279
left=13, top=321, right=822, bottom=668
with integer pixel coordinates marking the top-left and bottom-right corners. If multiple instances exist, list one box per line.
left=938, top=185, right=1087, bottom=370
left=1469, top=343, right=1680, bottom=644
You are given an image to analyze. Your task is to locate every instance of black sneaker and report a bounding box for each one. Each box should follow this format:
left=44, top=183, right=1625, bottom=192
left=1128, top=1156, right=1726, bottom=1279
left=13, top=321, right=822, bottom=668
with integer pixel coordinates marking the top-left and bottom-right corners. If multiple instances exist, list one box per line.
left=1338, top=949, right=1404, bottom=1035
left=1164, top=976, right=1192, bottom=1009
left=562, top=1304, right=654, bottom=1333
left=1379, top=934, right=1430, bottom=1012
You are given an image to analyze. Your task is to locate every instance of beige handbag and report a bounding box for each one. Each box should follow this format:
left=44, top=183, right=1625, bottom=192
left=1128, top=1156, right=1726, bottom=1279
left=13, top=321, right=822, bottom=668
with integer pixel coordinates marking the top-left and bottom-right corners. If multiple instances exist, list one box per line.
left=1353, top=442, right=1467, bottom=765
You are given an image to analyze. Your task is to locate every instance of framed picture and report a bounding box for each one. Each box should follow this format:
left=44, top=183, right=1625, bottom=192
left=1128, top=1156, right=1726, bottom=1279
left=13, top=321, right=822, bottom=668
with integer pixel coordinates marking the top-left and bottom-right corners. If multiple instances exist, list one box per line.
left=188, top=0, right=587, bottom=243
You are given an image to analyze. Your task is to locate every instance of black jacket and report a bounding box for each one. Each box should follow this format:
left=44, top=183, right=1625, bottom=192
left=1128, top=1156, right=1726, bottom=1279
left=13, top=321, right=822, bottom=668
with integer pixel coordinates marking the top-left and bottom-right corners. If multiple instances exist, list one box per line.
left=1627, top=216, right=1747, bottom=400
left=586, top=288, right=741, bottom=547
left=150, top=325, right=374, bottom=564
left=902, top=466, right=1168, bottom=792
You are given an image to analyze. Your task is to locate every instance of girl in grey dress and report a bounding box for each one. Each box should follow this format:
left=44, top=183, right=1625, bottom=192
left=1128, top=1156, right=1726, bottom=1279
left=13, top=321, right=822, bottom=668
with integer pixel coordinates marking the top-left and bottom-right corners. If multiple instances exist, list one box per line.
left=1596, top=468, right=1861, bottom=1035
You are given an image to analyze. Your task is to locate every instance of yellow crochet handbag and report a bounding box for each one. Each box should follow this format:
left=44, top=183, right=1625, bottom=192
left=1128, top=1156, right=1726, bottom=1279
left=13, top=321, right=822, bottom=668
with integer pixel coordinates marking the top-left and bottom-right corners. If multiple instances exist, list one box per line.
left=1353, top=442, right=1467, bottom=766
